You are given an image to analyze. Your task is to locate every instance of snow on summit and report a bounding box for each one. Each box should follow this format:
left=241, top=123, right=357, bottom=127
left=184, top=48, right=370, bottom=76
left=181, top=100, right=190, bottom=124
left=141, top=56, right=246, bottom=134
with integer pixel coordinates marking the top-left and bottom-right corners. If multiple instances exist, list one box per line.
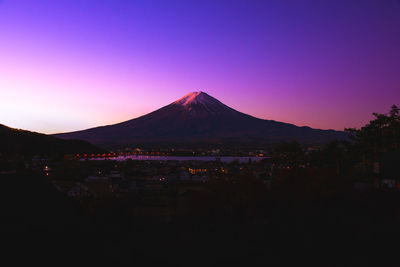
left=174, top=91, right=210, bottom=106
left=172, top=91, right=230, bottom=114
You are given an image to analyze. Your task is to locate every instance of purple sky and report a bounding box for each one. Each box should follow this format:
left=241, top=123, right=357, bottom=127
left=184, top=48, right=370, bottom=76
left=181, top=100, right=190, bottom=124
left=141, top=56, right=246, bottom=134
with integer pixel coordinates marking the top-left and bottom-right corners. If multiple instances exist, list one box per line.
left=0, top=0, right=399, bottom=134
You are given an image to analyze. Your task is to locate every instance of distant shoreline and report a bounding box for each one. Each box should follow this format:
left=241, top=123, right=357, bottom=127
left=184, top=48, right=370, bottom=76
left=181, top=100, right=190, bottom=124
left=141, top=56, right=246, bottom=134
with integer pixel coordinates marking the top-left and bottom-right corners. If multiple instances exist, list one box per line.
left=82, top=155, right=266, bottom=163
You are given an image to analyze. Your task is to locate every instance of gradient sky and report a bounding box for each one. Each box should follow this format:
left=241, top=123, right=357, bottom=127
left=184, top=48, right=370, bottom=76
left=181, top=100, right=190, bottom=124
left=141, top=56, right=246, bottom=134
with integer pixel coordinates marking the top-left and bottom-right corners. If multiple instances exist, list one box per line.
left=0, top=0, right=399, bottom=134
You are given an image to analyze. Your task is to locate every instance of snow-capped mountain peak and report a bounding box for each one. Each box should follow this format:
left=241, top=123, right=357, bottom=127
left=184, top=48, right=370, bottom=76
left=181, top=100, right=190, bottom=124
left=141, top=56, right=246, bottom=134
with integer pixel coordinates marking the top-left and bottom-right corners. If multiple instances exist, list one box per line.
left=172, top=91, right=229, bottom=114
left=173, top=91, right=210, bottom=106
left=55, top=91, right=347, bottom=146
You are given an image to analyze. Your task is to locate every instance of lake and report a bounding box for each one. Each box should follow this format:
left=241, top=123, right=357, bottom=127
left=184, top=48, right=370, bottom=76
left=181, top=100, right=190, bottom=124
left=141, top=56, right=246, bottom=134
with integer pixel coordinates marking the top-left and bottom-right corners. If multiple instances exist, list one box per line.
left=83, top=155, right=265, bottom=163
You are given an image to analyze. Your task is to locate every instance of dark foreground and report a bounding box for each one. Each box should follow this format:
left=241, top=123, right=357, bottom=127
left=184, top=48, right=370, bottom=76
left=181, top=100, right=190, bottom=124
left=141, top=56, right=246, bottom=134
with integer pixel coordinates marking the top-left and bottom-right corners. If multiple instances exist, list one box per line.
left=1, top=172, right=399, bottom=266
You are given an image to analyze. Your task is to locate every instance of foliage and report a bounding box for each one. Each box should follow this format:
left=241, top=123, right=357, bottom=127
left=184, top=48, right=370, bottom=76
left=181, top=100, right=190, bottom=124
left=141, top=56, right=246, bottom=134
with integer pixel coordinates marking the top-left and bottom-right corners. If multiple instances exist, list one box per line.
left=0, top=124, right=103, bottom=158
left=272, top=141, right=305, bottom=166
left=343, top=105, right=400, bottom=180
left=308, top=140, right=346, bottom=169
left=345, top=105, right=400, bottom=154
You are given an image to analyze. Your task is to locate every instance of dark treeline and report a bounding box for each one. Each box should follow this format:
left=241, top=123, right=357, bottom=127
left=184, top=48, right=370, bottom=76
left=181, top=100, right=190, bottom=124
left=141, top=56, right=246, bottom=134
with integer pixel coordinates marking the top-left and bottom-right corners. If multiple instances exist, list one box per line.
left=0, top=124, right=104, bottom=159
left=273, top=105, right=400, bottom=180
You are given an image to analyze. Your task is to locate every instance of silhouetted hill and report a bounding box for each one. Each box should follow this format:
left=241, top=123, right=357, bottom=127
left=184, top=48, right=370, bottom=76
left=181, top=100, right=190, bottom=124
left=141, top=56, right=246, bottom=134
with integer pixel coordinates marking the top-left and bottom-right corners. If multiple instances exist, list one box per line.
left=55, top=92, right=347, bottom=148
left=0, top=124, right=103, bottom=157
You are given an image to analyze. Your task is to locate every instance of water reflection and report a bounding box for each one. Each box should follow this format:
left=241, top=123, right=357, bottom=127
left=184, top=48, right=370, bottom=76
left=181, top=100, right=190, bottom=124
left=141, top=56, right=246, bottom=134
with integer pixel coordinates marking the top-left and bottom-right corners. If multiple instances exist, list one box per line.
left=83, top=155, right=265, bottom=163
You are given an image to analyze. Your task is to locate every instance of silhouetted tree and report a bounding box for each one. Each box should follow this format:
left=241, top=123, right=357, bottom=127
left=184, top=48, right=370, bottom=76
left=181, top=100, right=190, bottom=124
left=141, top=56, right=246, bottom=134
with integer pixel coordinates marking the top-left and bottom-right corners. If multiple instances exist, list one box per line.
left=346, top=105, right=400, bottom=154
left=308, top=140, right=346, bottom=173
left=345, top=105, right=400, bottom=179
left=272, top=141, right=305, bottom=167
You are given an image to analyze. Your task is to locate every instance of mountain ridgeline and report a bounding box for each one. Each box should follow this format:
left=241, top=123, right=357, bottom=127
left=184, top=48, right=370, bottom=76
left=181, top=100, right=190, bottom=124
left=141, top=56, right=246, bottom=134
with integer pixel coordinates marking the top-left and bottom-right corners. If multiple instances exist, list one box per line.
left=0, top=124, right=103, bottom=157
left=55, top=92, right=347, bottom=148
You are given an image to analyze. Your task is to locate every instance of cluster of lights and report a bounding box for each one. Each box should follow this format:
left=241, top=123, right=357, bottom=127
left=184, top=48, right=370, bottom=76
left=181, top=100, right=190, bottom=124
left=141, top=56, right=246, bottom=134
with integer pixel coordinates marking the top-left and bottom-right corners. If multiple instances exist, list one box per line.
left=188, top=168, right=207, bottom=174
left=75, top=152, right=170, bottom=159
left=44, top=165, right=50, bottom=176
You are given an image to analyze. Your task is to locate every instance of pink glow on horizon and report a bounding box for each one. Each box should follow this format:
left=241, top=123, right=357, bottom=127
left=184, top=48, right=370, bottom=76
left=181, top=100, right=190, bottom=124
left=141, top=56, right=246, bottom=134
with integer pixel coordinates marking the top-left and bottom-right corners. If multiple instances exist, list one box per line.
left=0, top=1, right=399, bottom=134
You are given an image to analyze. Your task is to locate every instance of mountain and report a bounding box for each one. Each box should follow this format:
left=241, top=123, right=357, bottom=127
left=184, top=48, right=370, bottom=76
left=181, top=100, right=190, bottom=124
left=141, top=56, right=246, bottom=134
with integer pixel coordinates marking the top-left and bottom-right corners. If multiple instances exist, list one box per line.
left=55, top=92, right=347, bottom=148
left=0, top=124, right=102, bottom=157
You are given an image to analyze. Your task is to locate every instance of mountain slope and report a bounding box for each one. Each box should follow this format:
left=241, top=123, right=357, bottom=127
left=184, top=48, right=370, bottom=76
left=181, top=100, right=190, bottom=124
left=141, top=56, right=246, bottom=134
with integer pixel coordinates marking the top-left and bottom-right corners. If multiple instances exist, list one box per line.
left=55, top=92, right=347, bottom=147
left=0, top=124, right=102, bottom=156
